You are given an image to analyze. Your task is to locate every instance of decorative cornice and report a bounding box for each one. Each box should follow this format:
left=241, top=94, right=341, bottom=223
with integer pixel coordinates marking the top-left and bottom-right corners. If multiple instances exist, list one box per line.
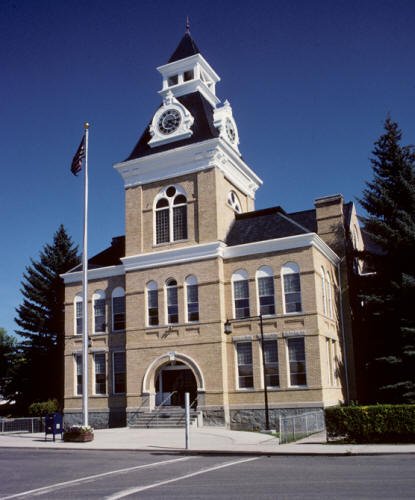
left=62, top=233, right=339, bottom=284
left=122, top=242, right=226, bottom=272
left=61, top=264, right=125, bottom=284
left=113, top=138, right=262, bottom=199
left=223, top=233, right=340, bottom=265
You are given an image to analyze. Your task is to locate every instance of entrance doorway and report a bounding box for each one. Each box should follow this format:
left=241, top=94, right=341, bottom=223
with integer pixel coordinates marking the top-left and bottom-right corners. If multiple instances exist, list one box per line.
left=155, top=362, right=197, bottom=407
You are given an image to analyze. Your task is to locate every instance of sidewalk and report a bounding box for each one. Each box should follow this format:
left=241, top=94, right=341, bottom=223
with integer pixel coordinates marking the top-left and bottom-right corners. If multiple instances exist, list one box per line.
left=1, top=427, right=414, bottom=455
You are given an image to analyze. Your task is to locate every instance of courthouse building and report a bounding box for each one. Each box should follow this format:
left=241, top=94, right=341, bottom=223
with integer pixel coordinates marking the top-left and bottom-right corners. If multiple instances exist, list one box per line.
left=62, top=29, right=364, bottom=429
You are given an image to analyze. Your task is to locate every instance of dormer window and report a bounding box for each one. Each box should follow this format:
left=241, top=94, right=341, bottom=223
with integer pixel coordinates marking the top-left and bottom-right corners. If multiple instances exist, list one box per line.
left=168, top=75, right=178, bottom=86
left=154, top=185, right=188, bottom=244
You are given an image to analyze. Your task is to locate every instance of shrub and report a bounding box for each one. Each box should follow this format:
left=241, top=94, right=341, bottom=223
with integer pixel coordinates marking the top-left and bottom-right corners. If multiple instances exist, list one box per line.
left=28, top=399, right=59, bottom=416
left=325, top=404, right=415, bottom=443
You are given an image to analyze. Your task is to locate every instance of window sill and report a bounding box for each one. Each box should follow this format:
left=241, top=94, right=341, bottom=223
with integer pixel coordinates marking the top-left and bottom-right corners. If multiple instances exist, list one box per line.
left=236, top=388, right=256, bottom=392
left=153, top=238, right=189, bottom=249
left=287, top=385, right=308, bottom=390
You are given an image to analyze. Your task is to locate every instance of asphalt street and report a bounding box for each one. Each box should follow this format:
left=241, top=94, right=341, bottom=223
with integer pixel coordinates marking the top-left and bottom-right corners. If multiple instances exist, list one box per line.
left=0, top=449, right=414, bottom=499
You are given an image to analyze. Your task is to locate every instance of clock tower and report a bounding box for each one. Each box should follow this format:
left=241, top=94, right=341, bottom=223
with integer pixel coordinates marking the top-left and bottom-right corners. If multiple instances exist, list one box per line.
left=114, top=27, right=262, bottom=258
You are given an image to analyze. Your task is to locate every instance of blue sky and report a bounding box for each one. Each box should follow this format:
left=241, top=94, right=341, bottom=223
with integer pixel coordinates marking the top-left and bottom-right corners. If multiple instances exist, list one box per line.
left=1, top=0, right=415, bottom=337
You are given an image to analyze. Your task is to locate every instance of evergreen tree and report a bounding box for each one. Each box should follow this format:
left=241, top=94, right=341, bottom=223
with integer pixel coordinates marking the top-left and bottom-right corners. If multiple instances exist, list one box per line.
left=14, top=225, right=80, bottom=411
left=0, top=328, right=19, bottom=405
left=358, top=117, right=415, bottom=403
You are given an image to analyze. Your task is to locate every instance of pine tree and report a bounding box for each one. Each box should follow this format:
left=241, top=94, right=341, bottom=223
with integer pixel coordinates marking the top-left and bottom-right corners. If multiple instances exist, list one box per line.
left=14, top=225, right=80, bottom=411
left=0, top=328, right=19, bottom=407
left=358, top=117, right=415, bottom=403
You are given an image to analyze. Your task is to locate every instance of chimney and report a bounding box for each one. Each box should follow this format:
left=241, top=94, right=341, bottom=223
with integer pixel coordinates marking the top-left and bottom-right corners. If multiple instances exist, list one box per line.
left=314, top=194, right=345, bottom=254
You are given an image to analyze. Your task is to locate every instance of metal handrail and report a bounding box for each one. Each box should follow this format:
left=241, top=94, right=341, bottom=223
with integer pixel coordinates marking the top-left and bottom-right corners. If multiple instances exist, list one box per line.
left=137, top=394, right=150, bottom=413
left=177, top=395, right=198, bottom=425
left=147, top=391, right=177, bottom=427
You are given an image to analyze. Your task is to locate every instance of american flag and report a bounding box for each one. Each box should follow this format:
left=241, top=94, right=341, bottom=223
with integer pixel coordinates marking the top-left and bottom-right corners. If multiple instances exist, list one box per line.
left=71, top=135, right=85, bottom=176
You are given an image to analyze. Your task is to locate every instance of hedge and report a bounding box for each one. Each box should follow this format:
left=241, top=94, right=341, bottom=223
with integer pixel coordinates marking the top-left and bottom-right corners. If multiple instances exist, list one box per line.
left=325, top=404, right=415, bottom=443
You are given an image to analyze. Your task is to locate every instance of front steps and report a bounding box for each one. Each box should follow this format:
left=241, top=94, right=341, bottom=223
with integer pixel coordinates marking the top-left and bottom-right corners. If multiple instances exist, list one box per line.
left=129, top=406, right=201, bottom=429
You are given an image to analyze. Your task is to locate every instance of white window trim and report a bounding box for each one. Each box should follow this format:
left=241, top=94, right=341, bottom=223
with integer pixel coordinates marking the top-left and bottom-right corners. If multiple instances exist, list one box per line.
left=74, top=353, right=82, bottom=396
left=112, top=351, right=126, bottom=395
left=327, top=272, right=333, bottom=319
left=286, top=336, right=307, bottom=388
left=153, top=185, right=188, bottom=245
left=74, top=294, right=83, bottom=336
left=260, top=338, right=280, bottom=389
left=321, top=267, right=327, bottom=316
left=111, top=287, right=125, bottom=332
left=146, top=280, right=159, bottom=327
left=235, top=341, right=254, bottom=390
left=93, top=351, right=107, bottom=396
left=281, top=262, right=303, bottom=315
left=184, top=275, right=199, bottom=323
left=165, top=278, right=179, bottom=325
left=256, top=266, right=276, bottom=317
left=92, top=290, right=106, bottom=334
left=231, top=269, right=250, bottom=319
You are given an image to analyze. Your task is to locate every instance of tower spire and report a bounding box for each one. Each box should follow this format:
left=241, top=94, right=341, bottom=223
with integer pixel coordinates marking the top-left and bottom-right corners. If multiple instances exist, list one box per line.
left=185, top=16, right=190, bottom=34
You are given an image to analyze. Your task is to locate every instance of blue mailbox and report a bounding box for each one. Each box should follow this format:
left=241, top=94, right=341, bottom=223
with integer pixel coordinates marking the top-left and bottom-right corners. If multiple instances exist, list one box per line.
left=45, top=413, right=63, bottom=441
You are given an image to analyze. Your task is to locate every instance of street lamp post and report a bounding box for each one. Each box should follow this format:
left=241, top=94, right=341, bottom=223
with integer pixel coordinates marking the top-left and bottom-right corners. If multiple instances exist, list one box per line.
left=224, top=314, right=270, bottom=431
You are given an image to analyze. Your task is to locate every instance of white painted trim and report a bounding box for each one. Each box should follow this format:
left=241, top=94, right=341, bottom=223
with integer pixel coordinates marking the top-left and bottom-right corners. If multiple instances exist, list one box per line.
left=224, top=233, right=340, bottom=265
left=122, top=242, right=226, bottom=272
left=61, top=265, right=124, bottom=284
left=113, top=139, right=262, bottom=199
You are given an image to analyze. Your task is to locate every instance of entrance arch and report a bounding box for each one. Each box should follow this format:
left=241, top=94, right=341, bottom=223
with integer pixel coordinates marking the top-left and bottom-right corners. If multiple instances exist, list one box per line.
left=142, top=352, right=205, bottom=409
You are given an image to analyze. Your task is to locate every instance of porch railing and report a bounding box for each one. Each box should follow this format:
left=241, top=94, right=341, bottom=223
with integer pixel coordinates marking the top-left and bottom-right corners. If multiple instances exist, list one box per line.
left=146, top=391, right=177, bottom=428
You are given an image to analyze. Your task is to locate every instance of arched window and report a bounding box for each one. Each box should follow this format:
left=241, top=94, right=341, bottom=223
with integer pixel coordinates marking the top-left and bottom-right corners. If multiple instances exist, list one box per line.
left=185, top=275, right=199, bottom=322
left=232, top=269, right=250, bottom=319
left=165, top=278, right=179, bottom=324
left=281, top=262, right=302, bottom=313
left=326, top=272, right=333, bottom=319
left=93, top=290, right=106, bottom=333
left=321, top=267, right=327, bottom=316
left=256, top=266, right=275, bottom=316
left=146, top=281, right=159, bottom=326
left=155, top=185, right=188, bottom=244
left=112, top=287, right=125, bottom=331
left=74, top=293, right=83, bottom=335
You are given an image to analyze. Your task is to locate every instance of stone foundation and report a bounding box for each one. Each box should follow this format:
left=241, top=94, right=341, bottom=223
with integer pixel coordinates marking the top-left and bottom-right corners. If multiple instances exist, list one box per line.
left=201, top=409, right=225, bottom=426
left=230, top=407, right=324, bottom=431
left=64, top=409, right=126, bottom=429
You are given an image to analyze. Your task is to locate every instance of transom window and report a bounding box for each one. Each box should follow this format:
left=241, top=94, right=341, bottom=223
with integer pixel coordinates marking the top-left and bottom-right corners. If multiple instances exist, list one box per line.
left=155, top=185, right=188, bottom=244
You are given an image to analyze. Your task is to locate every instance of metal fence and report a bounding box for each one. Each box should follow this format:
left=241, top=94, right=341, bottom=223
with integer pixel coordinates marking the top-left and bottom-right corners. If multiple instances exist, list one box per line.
left=279, top=411, right=325, bottom=444
left=0, top=417, right=44, bottom=434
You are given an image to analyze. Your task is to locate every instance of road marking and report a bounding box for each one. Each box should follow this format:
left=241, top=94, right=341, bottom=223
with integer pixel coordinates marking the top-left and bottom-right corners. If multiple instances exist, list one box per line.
left=0, top=456, right=192, bottom=499
left=106, top=456, right=261, bottom=499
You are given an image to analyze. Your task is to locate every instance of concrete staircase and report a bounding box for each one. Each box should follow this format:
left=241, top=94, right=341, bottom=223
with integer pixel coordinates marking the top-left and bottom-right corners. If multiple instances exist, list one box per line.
left=129, top=406, right=200, bottom=429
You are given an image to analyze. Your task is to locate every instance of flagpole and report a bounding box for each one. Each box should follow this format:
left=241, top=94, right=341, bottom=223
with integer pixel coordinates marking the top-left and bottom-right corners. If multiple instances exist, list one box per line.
left=82, top=122, right=90, bottom=427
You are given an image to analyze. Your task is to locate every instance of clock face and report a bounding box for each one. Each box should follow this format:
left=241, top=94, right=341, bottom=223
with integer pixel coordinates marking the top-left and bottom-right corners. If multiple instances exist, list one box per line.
left=158, top=109, right=181, bottom=135
left=225, top=118, right=236, bottom=143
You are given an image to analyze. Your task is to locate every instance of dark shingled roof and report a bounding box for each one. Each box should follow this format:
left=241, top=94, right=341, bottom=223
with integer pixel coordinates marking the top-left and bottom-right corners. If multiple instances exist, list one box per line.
left=70, top=236, right=125, bottom=272
left=126, top=92, right=219, bottom=161
left=168, top=32, right=200, bottom=63
left=226, top=207, right=311, bottom=246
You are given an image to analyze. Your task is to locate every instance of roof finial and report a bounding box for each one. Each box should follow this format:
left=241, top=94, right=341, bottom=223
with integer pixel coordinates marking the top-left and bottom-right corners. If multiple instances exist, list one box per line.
left=185, top=16, right=190, bottom=34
